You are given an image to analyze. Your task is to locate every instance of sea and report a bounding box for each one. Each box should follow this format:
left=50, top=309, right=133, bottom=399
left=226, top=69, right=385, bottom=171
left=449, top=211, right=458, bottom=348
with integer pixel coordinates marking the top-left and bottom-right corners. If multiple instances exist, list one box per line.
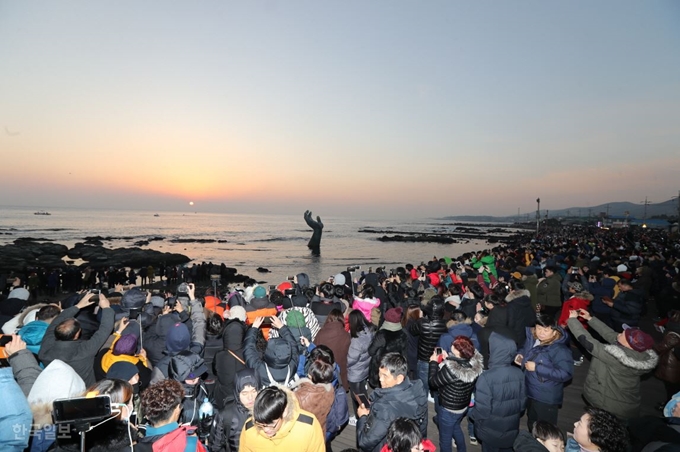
left=0, top=207, right=513, bottom=285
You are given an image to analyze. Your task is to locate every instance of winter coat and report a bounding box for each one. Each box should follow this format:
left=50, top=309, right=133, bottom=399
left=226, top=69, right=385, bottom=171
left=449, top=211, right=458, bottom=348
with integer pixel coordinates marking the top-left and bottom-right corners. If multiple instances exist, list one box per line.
left=437, top=321, right=480, bottom=352
left=655, top=330, right=680, bottom=384
left=17, top=320, right=49, bottom=355
left=244, top=325, right=299, bottom=387
left=428, top=350, right=483, bottom=411
left=469, top=332, right=526, bottom=448
left=143, top=311, right=194, bottom=366
left=506, top=290, right=537, bottom=347
left=611, top=288, right=645, bottom=329
left=587, top=277, right=616, bottom=315
left=314, top=320, right=351, bottom=392
left=558, top=293, right=593, bottom=328
left=409, top=316, right=448, bottom=362
left=518, top=326, right=573, bottom=406
left=239, top=387, right=325, bottom=452
left=536, top=274, right=562, bottom=308
left=245, top=297, right=278, bottom=340
left=0, top=367, right=32, bottom=452
left=523, top=274, right=539, bottom=309
left=310, top=298, right=344, bottom=327
left=471, top=254, right=498, bottom=284
left=567, top=316, right=659, bottom=419
left=291, top=377, right=335, bottom=434
left=513, top=431, right=551, bottom=451
left=353, top=296, right=381, bottom=322
left=477, top=324, right=516, bottom=370
left=227, top=369, right=260, bottom=452
left=356, top=377, right=428, bottom=452
left=325, top=383, right=349, bottom=441
left=213, top=319, right=248, bottom=409
left=347, top=328, right=375, bottom=383
left=367, top=328, right=408, bottom=389
left=38, top=306, right=115, bottom=386
left=404, top=319, right=419, bottom=376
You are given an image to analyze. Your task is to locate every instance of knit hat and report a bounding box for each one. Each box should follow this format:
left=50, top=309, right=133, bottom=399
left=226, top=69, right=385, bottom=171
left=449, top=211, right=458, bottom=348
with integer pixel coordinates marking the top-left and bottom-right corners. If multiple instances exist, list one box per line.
left=253, top=286, right=267, bottom=299
left=286, top=310, right=306, bottom=328
left=622, top=325, right=654, bottom=352
left=8, top=287, right=30, bottom=300
left=166, top=322, right=191, bottom=354
left=617, top=264, right=628, bottom=273
left=228, top=305, right=247, bottom=322
left=113, top=334, right=138, bottom=356
left=121, top=288, right=146, bottom=309
left=384, top=307, right=403, bottom=323
left=106, top=362, right=139, bottom=381
left=568, top=281, right=584, bottom=293
left=333, top=273, right=346, bottom=286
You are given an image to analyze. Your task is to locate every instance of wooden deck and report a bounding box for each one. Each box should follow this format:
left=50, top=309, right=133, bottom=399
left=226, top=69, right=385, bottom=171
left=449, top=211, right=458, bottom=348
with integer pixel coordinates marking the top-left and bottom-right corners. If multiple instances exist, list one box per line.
left=330, top=314, right=666, bottom=451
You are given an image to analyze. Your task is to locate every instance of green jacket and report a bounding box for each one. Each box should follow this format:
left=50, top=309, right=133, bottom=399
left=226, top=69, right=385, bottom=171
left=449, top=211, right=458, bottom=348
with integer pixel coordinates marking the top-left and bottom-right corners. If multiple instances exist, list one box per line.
left=536, top=273, right=562, bottom=308
left=523, top=275, right=539, bottom=309
left=567, top=317, right=658, bottom=419
left=471, top=255, right=497, bottom=284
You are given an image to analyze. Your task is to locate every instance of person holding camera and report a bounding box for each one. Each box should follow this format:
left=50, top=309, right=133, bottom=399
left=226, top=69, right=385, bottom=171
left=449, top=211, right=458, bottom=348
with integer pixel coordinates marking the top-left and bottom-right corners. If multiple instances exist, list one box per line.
left=244, top=315, right=300, bottom=387
left=38, top=291, right=115, bottom=386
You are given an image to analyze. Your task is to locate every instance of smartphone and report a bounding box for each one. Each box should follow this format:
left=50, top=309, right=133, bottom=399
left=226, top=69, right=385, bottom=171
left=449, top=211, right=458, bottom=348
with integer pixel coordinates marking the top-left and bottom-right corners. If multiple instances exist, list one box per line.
left=287, top=276, right=295, bottom=281
left=52, top=395, right=112, bottom=424
left=0, top=335, right=12, bottom=347
left=355, top=393, right=371, bottom=408
left=435, top=347, right=443, bottom=355
left=261, top=317, right=273, bottom=326
left=90, top=289, right=100, bottom=295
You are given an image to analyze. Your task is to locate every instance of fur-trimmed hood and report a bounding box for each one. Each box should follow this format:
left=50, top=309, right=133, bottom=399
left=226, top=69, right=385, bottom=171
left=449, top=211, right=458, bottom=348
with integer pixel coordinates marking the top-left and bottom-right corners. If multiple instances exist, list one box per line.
left=442, top=350, right=484, bottom=383
left=603, top=344, right=658, bottom=372
left=570, top=291, right=594, bottom=302
left=505, top=289, right=531, bottom=303
left=289, top=377, right=333, bottom=394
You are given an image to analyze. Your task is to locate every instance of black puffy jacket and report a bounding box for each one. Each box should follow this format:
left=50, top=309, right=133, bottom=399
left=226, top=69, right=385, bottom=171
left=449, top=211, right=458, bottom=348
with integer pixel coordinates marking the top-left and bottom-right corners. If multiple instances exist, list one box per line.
left=409, top=316, right=448, bottom=362
left=428, top=351, right=483, bottom=411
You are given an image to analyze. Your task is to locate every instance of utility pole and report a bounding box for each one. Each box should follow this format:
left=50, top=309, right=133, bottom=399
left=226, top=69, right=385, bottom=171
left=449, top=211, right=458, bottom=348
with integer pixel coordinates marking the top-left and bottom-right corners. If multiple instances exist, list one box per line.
left=536, top=198, right=540, bottom=235
left=643, top=196, right=650, bottom=224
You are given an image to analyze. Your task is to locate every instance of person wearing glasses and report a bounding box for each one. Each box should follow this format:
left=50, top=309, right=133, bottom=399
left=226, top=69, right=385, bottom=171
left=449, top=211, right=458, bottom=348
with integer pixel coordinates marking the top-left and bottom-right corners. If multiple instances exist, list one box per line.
left=239, top=385, right=325, bottom=451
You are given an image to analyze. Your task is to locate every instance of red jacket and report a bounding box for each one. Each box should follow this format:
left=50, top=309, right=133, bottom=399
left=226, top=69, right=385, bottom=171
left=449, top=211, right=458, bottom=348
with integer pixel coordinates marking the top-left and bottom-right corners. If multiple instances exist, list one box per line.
left=380, top=439, right=436, bottom=452
left=558, top=296, right=592, bottom=327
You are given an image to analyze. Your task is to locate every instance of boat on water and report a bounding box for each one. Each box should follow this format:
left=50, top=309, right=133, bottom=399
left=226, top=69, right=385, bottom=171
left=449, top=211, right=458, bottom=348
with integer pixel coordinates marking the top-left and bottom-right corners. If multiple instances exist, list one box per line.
left=34, top=211, right=51, bottom=215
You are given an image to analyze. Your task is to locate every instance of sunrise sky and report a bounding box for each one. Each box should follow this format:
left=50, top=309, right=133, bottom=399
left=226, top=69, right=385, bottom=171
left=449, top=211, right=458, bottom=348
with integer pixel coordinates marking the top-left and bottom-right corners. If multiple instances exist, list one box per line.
left=1, top=1, right=678, bottom=218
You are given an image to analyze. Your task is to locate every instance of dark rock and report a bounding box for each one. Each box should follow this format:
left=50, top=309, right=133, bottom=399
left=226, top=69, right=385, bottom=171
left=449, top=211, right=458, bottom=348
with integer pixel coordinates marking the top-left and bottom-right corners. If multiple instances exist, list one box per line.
left=84, top=239, right=103, bottom=246
left=256, top=267, right=270, bottom=273
left=169, top=238, right=217, bottom=243
left=0, top=240, right=69, bottom=272
left=217, top=240, right=228, bottom=243
left=377, top=235, right=456, bottom=244
left=134, top=240, right=150, bottom=246
left=149, top=237, right=165, bottom=242
left=14, top=237, right=54, bottom=242
left=67, top=243, right=190, bottom=268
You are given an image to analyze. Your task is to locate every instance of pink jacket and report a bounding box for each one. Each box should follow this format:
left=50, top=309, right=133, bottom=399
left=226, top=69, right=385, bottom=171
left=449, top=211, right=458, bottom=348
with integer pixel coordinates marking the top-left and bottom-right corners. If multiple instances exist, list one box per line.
left=352, top=296, right=381, bottom=321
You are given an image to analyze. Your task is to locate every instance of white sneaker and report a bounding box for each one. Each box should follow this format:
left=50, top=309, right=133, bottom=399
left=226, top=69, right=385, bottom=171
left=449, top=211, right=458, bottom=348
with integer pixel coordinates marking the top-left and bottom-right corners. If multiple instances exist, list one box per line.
left=348, top=416, right=357, bottom=426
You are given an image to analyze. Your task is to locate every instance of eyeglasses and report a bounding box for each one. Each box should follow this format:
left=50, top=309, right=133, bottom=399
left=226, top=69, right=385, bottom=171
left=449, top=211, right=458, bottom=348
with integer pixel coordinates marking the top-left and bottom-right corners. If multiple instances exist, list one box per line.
left=255, top=417, right=281, bottom=433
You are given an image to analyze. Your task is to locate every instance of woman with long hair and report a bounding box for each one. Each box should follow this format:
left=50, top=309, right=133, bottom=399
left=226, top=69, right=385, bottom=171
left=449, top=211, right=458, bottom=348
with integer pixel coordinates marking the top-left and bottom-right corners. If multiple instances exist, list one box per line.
left=428, top=336, right=483, bottom=452
left=346, top=309, right=376, bottom=418
left=402, top=304, right=422, bottom=380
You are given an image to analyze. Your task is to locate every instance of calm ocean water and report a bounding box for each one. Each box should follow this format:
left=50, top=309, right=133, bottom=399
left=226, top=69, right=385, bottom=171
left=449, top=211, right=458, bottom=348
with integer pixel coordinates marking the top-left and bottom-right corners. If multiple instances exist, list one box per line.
left=0, top=207, right=507, bottom=285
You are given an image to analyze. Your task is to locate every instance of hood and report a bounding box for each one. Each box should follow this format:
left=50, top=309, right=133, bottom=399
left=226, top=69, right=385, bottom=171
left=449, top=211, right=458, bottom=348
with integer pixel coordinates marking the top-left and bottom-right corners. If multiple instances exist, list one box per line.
left=223, top=319, right=247, bottom=351
left=525, top=325, right=570, bottom=347
left=506, top=289, right=531, bottom=303
left=16, top=303, right=47, bottom=329
left=513, top=431, right=549, bottom=452
left=664, top=390, right=680, bottom=418
left=234, top=368, right=261, bottom=409
left=228, top=291, right=247, bottom=308
left=289, top=376, right=333, bottom=394
left=445, top=322, right=474, bottom=338
left=296, top=273, right=310, bottom=289
left=571, top=292, right=594, bottom=302
left=8, top=287, right=30, bottom=300
left=18, top=320, right=48, bottom=345
left=264, top=337, right=293, bottom=369
left=29, top=360, right=86, bottom=425
left=603, top=345, right=658, bottom=372
left=488, top=332, right=517, bottom=368
left=442, top=350, right=484, bottom=383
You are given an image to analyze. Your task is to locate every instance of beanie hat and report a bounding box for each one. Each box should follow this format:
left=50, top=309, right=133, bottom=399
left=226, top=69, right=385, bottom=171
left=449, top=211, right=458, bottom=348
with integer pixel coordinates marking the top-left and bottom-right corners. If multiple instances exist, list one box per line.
left=617, top=264, right=628, bottom=273
left=228, top=305, right=247, bottom=322
left=253, top=286, right=267, bottom=299
left=568, top=282, right=584, bottom=293
left=511, top=272, right=522, bottom=280
left=286, top=310, right=306, bottom=328
left=384, top=307, right=403, bottom=324
left=121, top=288, right=146, bottom=309
left=113, top=334, right=138, bottom=356
left=166, top=323, right=191, bottom=354
left=8, top=287, right=30, bottom=301
left=623, top=325, right=654, bottom=352
left=106, top=362, right=139, bottom=382
left=333, top=273, right=346, bottom=286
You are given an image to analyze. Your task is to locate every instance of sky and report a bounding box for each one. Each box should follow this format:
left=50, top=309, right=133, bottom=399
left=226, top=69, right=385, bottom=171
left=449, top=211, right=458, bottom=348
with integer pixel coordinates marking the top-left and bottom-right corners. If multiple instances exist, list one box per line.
left=1, top=1, right=679, bottom=219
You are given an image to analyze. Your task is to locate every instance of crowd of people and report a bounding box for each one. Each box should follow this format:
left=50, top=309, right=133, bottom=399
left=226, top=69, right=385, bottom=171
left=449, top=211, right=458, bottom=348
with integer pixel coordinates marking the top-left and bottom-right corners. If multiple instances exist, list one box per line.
left=0, top=224, right=679, bottom=452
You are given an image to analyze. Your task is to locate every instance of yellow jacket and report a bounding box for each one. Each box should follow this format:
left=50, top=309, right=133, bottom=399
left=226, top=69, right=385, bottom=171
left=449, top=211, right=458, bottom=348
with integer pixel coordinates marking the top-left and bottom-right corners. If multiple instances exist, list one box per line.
left=100, top=333, right=149, bottom=373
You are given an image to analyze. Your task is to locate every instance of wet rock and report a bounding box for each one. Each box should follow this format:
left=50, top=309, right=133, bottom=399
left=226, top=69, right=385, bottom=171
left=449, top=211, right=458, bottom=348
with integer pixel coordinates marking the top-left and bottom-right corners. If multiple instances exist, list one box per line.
left=256, top=267, right=271, bottom=273
left=67, top=243, right=190, bottom=268
left=0, top=240, right=69, bottom=272
left=377, top=235, right=456, bottom=244
left=169, top=238, right=217, bottom=243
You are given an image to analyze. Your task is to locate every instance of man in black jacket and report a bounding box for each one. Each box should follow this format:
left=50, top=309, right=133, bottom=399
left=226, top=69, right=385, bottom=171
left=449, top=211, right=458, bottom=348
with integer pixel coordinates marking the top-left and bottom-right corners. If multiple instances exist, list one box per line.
left=356, top=352, right=428, bottom=452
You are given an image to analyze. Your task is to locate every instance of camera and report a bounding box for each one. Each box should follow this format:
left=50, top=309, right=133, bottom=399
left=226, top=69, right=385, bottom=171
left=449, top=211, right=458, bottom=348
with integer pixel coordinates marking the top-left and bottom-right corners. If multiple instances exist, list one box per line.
left=287, top=276, right=295, bottom=281
left=347, top=266, right=361, bottom=272
left=269, top=285, right=277, bottom=292
left=166, top=297, right=177, bottom=309
left=284, top=288, right=296, bottom=296
left=571, top=267, right=579, bottom=274
left=128, top=307, right=142, bottom=320
left=90, top=289, right=100, bottom=295
left=52, top=395, right=112, bottom=424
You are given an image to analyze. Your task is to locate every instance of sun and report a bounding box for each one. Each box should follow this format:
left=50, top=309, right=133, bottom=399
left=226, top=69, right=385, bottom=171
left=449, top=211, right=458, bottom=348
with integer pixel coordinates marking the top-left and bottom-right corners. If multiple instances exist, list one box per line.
left=189, top=201, right=194, bottom=206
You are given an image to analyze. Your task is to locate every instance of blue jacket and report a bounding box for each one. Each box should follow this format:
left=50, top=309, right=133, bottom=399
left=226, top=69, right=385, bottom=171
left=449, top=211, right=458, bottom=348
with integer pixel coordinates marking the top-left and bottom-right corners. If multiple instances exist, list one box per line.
left=438, top=322, right=480, bottom=351
left=469, top=332, right=526, bottom=448
left=18, top=320, right=48, bottom=355
left=0, top=368, right=32, bottom=452
left=519, top=326, right=574, bottom=405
